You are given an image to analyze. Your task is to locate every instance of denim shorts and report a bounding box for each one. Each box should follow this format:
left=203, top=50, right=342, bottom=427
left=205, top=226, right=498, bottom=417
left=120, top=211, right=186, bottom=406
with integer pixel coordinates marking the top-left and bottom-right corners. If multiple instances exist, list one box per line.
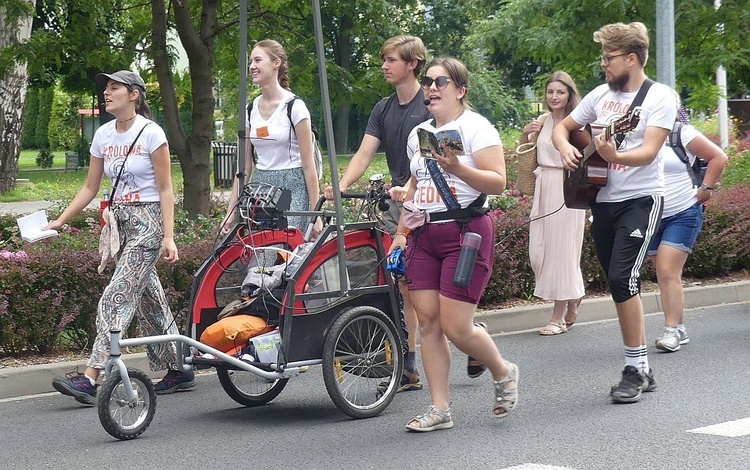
left=647, top=202, right=704, bottom=255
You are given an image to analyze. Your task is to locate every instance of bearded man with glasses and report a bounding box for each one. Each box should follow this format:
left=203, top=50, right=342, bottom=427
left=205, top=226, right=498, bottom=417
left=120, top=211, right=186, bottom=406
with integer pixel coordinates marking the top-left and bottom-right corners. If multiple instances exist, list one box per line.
left=552, top=22, right=677, bottom=404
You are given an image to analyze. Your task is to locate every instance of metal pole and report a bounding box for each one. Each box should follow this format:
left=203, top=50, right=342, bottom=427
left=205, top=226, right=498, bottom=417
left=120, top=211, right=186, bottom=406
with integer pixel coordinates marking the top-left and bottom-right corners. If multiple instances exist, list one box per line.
left=656, top=0, right=676, bottom=88
left=237, top=0, right=248, bottom=201
left=311, top=0, right=349, bottom=292
left=715, top=0, right=729, bottom=149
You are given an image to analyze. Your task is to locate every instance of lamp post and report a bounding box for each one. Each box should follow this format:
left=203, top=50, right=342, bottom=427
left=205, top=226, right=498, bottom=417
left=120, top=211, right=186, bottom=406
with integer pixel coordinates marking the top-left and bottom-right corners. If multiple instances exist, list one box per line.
left=715, top=0, right=729, bottom=149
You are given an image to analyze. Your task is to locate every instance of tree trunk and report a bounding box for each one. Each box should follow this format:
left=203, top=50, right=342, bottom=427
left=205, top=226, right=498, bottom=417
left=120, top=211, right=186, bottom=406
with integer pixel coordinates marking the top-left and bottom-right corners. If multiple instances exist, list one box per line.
left=151, top=0, right=216, bottom=217
left=0, top=0, right=35, bottom=194
left=334, top=103, right=349, bottom=154
left=333, top=14, right=353, bottom=154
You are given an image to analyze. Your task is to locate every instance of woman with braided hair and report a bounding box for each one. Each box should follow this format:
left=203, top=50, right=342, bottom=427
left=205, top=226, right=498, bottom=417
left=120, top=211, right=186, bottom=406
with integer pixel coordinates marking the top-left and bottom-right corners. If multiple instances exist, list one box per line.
left=222, top=39, right=322, bottom=238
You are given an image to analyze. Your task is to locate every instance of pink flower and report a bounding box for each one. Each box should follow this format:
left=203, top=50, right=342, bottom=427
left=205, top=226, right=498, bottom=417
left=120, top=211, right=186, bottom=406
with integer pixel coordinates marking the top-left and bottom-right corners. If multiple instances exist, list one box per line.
left=0, top=249, right=29, bottom=262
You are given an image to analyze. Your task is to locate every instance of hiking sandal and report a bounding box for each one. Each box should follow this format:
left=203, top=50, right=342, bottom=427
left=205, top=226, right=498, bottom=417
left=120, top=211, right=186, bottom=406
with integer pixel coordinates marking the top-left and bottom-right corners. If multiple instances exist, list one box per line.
left=493, top=362, right=519, bottom=418
left=405, top=405, right=453, bottom=432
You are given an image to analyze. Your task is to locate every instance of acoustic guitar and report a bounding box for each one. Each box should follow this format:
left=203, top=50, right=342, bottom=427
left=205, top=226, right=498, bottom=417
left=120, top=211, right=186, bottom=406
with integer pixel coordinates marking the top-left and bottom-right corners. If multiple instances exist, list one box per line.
left=563, top=109, right=642, bottom=209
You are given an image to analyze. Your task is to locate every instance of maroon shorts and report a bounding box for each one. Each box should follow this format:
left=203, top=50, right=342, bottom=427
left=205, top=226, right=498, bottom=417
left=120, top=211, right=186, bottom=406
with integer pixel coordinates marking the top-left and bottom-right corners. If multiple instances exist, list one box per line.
left=404, top=214, right=494, bottom=305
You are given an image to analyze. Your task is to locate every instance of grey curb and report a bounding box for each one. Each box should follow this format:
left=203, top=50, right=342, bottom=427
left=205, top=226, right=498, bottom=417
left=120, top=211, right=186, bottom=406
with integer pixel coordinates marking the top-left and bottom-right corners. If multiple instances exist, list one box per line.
left=477, top=279, right=750, bottom=335
left=2, top=281, right=748, bottom=400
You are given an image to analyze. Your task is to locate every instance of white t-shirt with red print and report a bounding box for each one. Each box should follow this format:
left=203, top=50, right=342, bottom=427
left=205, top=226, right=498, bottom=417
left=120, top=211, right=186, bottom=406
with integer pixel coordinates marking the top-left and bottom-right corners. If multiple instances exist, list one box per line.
left=406, top=110, right=502, bottom=214
left=90, top=115, right=168, bottom=203
left=570, top=81, right=677, bottom=203
left=248, top=92, right=312, bottom=171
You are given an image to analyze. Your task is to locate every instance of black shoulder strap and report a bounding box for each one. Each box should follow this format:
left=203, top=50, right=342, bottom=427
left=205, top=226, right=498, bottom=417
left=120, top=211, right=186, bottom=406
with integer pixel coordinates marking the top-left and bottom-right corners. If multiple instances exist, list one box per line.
left=630, top=78, right=654, bottom=110
left=668, top=121, right=699, bottom=186
left=616, top=78, right=653, bottom=147
left=669, top=122, right=688, bottom=163
left=286, top=96, right=298, bottom=135
left=286, top=95, right=319, bottom=141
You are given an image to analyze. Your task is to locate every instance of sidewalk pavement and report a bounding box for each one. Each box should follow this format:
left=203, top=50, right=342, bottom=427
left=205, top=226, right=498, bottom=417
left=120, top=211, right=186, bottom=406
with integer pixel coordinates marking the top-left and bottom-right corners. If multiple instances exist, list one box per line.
left=0, top=190, right=233, bottom=216
left=0, top=199, right=101, bottom=216
left=2, top=279, right=748, bottom=400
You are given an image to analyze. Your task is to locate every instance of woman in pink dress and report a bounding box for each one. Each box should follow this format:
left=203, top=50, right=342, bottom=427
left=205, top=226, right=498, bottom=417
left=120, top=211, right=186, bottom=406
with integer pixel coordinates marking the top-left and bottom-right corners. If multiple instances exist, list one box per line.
left=523, top=71, right=586, bottom=335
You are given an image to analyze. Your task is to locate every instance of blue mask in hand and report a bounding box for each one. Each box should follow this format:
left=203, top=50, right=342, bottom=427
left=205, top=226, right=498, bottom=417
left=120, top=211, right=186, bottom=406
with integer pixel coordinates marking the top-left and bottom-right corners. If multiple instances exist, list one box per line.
left=386, top=247, right=406, bottom=275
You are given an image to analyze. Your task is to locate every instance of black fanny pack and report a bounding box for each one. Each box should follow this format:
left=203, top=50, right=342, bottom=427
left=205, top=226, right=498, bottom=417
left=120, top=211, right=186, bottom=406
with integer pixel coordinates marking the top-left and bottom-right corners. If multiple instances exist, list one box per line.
left=428, top=194, right=489, bottom=223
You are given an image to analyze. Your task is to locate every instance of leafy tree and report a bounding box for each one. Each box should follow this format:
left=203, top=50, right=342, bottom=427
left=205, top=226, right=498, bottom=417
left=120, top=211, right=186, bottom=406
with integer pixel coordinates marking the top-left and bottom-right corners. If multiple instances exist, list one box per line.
left=48, top=86, right=82, bottom=150
left=469, top=0, right=750, bottom=110
left=34, top=86, right=52, bottom=150
left=318, top=1, right=424, bottom=152
left=22, top=86, right=39, bottom=149
left=0, top=0, right=35, bottom=192
left=412, top=0, right=535, bottom=131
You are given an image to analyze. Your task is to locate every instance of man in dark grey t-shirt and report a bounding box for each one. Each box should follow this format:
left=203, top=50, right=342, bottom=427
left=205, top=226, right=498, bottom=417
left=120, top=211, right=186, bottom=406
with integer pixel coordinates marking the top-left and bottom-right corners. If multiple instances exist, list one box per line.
left=325, top=35, right=430, bottom=392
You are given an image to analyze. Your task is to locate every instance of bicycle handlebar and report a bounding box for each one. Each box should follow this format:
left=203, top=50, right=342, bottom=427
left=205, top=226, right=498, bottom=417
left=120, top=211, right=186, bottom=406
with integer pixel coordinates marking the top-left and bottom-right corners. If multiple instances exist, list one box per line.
left=313, top=192, right=392, bottom=211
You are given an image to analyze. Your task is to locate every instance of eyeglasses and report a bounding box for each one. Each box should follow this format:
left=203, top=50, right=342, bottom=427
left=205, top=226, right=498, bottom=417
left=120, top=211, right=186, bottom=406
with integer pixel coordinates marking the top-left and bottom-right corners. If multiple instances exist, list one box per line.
left=600, top=52, right=630, bottom=65
left=421, top=75, right=452, bottom=90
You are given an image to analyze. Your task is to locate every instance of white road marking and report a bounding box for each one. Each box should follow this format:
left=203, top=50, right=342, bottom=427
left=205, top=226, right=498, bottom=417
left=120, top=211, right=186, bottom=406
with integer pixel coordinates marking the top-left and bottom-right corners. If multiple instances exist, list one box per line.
left=687, top=417, right=750, bottom=437
left=0, top=391, right=58, bottom=403
left=501, top=465, right=577, bottom=470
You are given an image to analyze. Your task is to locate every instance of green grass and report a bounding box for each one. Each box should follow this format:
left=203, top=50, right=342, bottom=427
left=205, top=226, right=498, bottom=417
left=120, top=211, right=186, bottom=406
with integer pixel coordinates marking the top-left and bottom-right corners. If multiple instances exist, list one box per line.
left=4, top=150, right=389, bottom=204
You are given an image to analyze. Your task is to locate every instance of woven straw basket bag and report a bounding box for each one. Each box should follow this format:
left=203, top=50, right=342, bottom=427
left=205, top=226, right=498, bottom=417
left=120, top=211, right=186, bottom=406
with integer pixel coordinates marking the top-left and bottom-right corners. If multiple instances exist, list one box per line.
left=515, top=142, right=538, bottom=196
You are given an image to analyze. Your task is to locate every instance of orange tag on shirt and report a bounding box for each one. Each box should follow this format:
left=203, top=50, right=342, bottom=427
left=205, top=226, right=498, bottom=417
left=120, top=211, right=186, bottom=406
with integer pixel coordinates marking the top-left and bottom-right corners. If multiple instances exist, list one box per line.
left=256, top=126, right=269, bottom=138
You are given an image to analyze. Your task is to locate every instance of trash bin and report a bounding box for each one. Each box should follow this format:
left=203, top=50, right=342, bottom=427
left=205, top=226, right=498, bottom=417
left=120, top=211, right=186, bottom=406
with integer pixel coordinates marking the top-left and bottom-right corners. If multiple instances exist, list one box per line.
left=212, top=141, right=238, bottom=188
left=65, top=151, right=79, bottom=172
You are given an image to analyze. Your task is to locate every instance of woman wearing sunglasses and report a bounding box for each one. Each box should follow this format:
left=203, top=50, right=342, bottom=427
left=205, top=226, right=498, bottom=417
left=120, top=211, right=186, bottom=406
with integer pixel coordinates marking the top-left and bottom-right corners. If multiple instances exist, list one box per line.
left=389, top=57, right=518, bottom=431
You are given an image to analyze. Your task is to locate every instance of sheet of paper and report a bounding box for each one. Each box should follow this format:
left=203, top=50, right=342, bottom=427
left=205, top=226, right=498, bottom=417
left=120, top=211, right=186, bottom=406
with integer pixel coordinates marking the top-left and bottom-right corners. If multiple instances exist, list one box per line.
left=16, top=210, right=58, bottom=243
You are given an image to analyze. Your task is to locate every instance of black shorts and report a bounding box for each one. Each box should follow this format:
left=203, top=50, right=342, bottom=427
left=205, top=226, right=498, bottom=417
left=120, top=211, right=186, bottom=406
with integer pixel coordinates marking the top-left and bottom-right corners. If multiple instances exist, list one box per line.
left=590, top=195, right=663, bottom=303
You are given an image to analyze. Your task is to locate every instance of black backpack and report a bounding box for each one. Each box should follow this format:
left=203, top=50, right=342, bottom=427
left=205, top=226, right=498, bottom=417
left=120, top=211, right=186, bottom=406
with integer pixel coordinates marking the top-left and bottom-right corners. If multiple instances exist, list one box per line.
left=247, top=96, right=324, bottom=179
left=668, top=122, right=707, bottom=187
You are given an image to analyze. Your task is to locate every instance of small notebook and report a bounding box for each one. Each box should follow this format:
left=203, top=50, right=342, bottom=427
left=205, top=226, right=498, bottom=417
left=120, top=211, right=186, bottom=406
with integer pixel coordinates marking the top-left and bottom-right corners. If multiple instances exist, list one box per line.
left=17, top=210, right=58, bottom=243
left=417, top=128, right=465, bottom=159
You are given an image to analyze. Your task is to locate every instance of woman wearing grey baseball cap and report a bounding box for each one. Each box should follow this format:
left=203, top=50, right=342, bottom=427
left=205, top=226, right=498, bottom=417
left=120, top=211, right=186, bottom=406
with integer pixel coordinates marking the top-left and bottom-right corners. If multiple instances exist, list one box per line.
left=48, top=70, right=196, bottom=405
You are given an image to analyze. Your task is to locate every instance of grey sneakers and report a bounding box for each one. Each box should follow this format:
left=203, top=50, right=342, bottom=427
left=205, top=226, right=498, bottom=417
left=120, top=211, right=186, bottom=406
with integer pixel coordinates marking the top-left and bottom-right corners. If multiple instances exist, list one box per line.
left=655, top=327, right=689, bottom=352
left=610, top=365, right=648, bottom=403
left=678, top=328, right=690, bottom=345
left=610, top=366, right=656, bottom=402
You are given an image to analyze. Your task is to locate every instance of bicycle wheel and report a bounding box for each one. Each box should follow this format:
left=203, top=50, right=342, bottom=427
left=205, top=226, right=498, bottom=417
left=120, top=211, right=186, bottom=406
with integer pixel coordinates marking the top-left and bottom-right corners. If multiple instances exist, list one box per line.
left=97, top=368, right=156, bottom=441
left=322, top=306, right=402, bottom=419
left=216, top=367, right=288, bottom=407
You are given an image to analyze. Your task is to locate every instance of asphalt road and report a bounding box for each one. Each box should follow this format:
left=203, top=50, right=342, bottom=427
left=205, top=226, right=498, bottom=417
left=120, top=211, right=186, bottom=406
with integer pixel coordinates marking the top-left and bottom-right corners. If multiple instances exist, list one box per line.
left=1, top=302, right=748, bottom=470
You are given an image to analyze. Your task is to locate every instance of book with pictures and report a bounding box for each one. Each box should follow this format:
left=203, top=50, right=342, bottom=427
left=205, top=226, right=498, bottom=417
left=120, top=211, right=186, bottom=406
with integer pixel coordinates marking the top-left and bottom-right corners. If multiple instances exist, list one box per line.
left=17, top=210, right=58, bottom=243
left=417, top=127, right=465, bottom=159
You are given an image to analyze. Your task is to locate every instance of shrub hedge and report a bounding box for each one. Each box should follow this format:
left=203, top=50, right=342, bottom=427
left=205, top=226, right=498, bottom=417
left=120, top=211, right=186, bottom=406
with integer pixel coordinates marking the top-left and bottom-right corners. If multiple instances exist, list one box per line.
left=0, top=205, right=218, bottom=356
left=1, top=183, right=749, bottom=357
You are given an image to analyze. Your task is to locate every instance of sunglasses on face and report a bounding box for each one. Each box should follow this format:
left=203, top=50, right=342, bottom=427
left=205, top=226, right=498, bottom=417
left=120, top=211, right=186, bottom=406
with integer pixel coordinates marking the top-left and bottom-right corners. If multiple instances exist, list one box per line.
left=421, top=75, right=452, bottom=90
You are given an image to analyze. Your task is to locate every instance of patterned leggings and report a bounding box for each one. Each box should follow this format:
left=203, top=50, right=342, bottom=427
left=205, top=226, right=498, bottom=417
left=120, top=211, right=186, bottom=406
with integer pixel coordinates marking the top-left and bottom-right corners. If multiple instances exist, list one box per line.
left=87, top=203, right=180, bottom=371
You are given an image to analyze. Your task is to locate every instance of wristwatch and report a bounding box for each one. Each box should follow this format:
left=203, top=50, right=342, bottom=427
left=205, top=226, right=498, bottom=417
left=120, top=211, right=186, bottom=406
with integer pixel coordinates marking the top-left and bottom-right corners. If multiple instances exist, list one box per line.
left=699, top=183, right=714, bottom=191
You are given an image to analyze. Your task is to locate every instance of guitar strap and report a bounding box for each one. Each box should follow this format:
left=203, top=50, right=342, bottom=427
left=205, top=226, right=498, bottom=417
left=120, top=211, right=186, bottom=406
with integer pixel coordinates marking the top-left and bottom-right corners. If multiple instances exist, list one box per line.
left=616, top=79, right=653, bottom=147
